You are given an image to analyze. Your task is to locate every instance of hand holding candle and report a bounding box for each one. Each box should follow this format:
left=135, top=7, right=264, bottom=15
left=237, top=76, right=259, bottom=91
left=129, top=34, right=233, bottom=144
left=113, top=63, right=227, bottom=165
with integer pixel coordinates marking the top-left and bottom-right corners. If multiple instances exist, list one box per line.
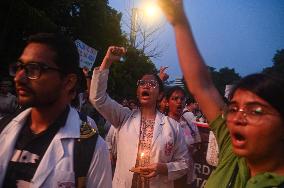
left=139, top=163, right=168, bottom=178
left=129, top=152, right=148, bottom=174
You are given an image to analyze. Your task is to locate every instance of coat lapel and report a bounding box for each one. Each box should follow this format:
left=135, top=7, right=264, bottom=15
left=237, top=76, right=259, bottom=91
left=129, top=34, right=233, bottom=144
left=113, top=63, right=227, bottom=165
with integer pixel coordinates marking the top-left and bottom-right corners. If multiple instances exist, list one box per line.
left=130, top=109, right=141, bottom=136
left=151, top=111, right=165, bottom=147
left=32, top=108, right=80, bottom=187
left=0, top=109, right=31, bottom=184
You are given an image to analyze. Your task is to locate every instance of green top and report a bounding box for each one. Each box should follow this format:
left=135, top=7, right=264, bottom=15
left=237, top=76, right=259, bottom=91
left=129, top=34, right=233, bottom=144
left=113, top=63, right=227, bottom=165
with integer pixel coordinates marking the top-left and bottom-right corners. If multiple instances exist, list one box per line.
left=205, top=115, right=284, bottom=188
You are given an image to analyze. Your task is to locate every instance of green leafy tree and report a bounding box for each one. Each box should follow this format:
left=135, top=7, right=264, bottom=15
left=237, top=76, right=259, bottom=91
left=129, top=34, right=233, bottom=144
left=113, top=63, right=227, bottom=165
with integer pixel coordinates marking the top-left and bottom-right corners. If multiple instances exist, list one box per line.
left=0, top=0, right=155, bottom=102
left=216, top=67, right=241, bottom=96
left=108, top=47, right=157, bottom=101
left=0, top=0, right=127, bottom=74
left=182, top=66, right=241, bottom=100
left=0, top=0, right=58, bottom=76
left=262, top=49, right=284, bottom=75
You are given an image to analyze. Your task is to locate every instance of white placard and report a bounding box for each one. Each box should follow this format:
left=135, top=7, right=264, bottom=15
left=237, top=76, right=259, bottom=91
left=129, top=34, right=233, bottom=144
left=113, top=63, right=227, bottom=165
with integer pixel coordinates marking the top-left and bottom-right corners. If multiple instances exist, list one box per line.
left=75, top=39, right=98, bottom=70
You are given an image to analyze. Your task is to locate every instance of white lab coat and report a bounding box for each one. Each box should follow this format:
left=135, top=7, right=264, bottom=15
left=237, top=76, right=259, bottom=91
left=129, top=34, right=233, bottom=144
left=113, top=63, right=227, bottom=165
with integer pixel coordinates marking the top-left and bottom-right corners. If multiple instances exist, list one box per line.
left=0, top=107, right=112, bottom=188
left=90, top=69, right=189, bottom=188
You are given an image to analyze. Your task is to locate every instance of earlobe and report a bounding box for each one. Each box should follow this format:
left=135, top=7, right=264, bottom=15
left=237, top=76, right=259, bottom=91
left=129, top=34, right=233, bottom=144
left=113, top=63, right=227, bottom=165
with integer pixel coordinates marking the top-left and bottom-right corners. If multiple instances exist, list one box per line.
left=65, top=74, right=78, bottom=92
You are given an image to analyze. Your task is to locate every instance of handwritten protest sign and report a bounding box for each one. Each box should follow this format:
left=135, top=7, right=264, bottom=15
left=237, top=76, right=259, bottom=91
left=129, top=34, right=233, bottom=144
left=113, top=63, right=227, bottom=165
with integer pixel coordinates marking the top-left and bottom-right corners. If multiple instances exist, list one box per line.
left=75, top=39, right=98, bottom=70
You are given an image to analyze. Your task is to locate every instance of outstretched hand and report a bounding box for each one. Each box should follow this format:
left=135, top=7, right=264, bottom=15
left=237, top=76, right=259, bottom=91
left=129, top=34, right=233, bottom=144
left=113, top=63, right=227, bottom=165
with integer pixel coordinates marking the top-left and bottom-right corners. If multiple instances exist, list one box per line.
left=100, top=46, right=126, bottom=70
left=157, top=0, right=186, bottom=26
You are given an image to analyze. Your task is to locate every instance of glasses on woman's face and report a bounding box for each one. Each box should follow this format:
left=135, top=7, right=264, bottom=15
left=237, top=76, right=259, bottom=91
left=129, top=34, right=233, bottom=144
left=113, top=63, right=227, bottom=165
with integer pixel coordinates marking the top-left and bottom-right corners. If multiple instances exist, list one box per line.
left=9, top=61, right=63, bottom=80
left=225, top=103, right=279, bottom=124
left=137, top=80, right=158, bottom=88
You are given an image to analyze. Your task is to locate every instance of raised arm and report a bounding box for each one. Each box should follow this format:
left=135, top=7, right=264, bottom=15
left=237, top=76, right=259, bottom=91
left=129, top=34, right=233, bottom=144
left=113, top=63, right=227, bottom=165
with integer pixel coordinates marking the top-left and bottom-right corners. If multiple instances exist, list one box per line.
left=89, top=46, right=129, bottom=127
left=99, top=46, right=126, bottom=71
left=158, top=0, right=225, bottom=122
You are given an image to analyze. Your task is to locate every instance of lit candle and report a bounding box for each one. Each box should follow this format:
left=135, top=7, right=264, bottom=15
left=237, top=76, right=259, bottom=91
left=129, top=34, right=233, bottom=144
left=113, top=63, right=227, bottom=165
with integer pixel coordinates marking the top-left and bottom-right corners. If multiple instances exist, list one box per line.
left=140, top=152, right=144, bottom=159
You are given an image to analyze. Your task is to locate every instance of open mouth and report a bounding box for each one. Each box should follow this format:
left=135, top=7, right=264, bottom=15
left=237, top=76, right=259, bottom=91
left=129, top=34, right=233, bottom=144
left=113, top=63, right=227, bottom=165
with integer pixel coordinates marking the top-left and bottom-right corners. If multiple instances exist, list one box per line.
left=234, top=132, right=245, bottom=141
left=231, top=130, right=247, bottom=149
left=141, top=91, right=150, bottom=97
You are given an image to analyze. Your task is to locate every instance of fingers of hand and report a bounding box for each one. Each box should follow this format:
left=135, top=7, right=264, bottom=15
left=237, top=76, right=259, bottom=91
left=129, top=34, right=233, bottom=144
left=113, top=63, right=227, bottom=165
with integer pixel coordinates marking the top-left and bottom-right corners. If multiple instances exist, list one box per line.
left=141, top=171, right=157, bottom=178
left=158, top=0, right=175, bottom=13
left=160, top=66, right=168, bottom=73
left=164, top=73, right=169, bottom=79
left=110, top=46, right=126, bottom=57
left=158, top=0, right=185, bottom=25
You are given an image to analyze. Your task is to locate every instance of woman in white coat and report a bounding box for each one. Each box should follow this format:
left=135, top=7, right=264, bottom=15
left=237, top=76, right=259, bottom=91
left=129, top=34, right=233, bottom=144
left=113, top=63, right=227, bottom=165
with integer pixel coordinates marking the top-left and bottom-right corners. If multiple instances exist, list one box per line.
left=166, top=86, right=201, bottom=187
left=89, top=46, right=189, bottom=188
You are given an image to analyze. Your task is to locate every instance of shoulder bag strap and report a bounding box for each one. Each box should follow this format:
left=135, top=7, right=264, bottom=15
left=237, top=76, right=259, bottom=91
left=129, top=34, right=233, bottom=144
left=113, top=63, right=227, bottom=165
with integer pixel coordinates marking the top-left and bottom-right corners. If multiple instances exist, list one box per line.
left=74, top=111, right=98, bottom=188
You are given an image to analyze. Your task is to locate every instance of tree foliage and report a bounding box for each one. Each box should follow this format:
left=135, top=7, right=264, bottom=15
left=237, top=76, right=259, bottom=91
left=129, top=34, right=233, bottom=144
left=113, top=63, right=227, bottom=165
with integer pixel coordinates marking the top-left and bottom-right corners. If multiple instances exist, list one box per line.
left=182, top=66, right=241, bottom=100
left=108, top=47, right=156, bottom=101
left=212, top=67, right=241, bottom=96
left=262, top=49, right=284, bottom=75
left=0, top=0, right=156, bottom=100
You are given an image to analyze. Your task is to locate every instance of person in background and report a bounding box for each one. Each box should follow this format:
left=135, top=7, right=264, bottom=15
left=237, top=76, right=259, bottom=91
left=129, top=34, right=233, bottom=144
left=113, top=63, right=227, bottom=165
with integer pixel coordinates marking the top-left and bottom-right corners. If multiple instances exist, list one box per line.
left=159, top=0, right=284, bottom=187
left=183, top=99, right=197, bottom=122
left=158, top=66, right=170, bottom=115
left=158, top=94, right=169, bottom=115
left=89, top=46, right=189, bottom=188
left=121, top=98, right=129, bottom=108
left=128, top=99, right=138, bottom=110
left=166, top=86, right=201, bottom=187
left=0, top=79, right=18, bottom=120
left=0, top=33, right=111, bottom=187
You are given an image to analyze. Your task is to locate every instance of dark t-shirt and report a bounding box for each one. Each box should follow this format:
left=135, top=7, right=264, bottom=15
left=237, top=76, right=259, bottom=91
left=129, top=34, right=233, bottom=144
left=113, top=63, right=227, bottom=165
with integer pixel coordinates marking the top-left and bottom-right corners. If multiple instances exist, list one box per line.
left=3, top=107, right=69, bottom=188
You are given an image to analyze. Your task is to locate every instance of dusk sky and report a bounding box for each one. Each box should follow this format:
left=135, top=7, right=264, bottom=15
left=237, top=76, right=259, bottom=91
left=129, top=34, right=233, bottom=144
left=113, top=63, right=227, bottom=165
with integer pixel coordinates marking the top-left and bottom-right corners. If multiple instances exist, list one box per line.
left=109, top=0, right=284, bottom=79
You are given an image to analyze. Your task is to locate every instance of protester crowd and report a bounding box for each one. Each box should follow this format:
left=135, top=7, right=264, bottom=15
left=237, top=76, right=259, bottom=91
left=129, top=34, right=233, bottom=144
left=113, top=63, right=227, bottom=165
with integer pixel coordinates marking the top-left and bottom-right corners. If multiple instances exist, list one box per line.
left=0, top=0, right=283, bottom=188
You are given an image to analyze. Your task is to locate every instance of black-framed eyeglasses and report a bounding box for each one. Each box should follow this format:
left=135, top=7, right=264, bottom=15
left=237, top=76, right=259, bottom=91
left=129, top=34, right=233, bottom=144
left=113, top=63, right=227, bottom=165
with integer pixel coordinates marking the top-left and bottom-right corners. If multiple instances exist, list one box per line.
left=9, top=61, right=64, bottom=80
left=225, top=103, right=279, bottom=124
left=137, top=80, right=158, bottom=88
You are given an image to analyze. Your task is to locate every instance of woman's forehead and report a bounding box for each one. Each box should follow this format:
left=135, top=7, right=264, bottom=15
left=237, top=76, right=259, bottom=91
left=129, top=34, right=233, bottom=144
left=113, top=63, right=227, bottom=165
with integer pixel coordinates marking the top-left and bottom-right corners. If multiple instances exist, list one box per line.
left=231, top=89, right=269, bottom=106
left=171, top=90, right=184, bottom=96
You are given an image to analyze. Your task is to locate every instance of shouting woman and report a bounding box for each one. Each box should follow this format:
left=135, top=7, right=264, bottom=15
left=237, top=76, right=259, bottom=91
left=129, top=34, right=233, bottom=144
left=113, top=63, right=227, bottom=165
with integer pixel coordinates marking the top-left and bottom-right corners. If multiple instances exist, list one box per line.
left=89, top=46, right=189, bottom=188
left=158, top=0, right=284, bottom=187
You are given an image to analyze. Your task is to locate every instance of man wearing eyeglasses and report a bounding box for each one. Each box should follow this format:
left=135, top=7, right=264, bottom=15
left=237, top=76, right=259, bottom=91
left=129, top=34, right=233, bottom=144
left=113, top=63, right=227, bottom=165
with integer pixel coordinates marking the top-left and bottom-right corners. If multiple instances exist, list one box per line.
left=0, top=33, right=112, bottom=187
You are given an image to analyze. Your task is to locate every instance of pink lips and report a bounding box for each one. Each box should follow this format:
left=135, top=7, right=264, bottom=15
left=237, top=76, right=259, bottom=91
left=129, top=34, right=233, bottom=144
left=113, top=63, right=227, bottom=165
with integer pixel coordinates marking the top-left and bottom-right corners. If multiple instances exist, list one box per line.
left=16, top=87, right=30, bottom=96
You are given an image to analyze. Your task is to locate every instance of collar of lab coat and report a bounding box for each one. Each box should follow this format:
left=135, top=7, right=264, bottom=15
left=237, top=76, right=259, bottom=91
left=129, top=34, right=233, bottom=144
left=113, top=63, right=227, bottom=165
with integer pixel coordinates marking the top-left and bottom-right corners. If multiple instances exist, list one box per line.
left=0, top=107, right=81, bottom=187
left=131, top=109, right=166, bottom=147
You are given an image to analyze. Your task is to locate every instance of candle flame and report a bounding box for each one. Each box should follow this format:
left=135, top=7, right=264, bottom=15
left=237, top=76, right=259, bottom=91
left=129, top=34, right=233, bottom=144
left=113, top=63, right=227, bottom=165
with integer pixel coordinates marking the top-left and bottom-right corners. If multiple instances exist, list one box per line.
left=140, top=152, right=144, bottom=159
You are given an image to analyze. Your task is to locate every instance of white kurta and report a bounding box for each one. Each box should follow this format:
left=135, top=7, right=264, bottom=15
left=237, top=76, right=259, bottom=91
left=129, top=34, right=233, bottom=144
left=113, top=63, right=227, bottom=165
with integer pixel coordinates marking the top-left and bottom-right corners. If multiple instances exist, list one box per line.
left=0, top=107, right=112, bottom=188
left=90, top=68, right=189, bottom=188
